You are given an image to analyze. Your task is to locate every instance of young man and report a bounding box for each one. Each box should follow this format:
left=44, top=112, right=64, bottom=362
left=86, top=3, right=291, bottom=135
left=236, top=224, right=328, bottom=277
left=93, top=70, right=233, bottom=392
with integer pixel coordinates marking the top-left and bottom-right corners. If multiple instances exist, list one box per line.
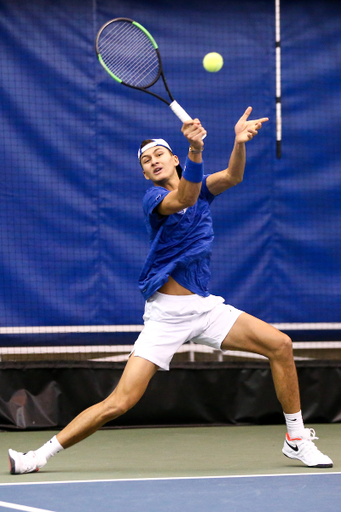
left=8, top=107, right=332, bottom=474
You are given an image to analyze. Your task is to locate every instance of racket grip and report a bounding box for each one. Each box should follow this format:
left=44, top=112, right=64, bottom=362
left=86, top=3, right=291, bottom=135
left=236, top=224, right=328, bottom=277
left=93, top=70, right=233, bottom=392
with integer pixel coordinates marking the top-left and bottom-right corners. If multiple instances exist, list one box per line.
left=169, top=100, right=207, bottom=139
left=169, top=101, right=192, bottom=122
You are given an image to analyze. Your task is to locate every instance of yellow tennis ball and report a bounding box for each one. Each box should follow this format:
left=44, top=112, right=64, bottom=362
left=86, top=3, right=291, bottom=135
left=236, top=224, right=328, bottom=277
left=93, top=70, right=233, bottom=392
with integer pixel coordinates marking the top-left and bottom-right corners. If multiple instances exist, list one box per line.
left=203, top=52, right=224, bottom=72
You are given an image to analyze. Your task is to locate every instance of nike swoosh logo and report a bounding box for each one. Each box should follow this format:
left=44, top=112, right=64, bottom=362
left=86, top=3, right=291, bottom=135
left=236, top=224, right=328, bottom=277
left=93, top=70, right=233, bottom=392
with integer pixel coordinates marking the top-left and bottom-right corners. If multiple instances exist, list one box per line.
left=286, top=440, right=299, bottom=452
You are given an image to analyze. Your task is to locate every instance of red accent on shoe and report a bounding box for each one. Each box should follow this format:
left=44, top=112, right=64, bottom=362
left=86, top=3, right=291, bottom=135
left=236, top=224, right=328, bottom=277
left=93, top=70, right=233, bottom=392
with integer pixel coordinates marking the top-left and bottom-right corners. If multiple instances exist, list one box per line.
left=286, top=432, right=302, bottom=441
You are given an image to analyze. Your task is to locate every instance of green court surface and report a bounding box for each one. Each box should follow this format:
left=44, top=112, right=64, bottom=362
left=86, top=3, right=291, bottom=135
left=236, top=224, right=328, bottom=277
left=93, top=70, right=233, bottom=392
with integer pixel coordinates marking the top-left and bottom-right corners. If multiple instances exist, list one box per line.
left=0, top=424, right=339, bottom=483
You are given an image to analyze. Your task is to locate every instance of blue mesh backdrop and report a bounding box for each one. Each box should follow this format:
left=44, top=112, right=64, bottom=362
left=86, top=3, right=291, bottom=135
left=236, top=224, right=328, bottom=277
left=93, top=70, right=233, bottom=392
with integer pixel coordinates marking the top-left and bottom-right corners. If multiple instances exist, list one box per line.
left=0, top=0, right=340, bottom=345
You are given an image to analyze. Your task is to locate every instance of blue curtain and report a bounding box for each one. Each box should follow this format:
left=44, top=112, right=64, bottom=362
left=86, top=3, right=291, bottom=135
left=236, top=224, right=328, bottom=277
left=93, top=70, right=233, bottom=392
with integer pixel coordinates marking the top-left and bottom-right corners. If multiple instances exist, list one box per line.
left=0, top=0, right=340, bottom=343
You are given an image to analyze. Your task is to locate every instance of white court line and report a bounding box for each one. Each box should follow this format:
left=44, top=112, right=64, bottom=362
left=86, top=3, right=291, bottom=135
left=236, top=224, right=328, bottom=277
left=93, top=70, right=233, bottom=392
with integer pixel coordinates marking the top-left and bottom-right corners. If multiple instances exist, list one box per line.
left=0, top=471, right=340, bottom=487
left=0, top=501, right=55, bottom=512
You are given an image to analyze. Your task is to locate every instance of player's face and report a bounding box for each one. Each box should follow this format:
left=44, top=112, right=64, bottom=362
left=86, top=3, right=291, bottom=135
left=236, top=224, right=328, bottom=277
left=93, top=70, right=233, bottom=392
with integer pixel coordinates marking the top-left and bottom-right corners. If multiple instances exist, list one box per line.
left=140, top=146, right=179, bottom=184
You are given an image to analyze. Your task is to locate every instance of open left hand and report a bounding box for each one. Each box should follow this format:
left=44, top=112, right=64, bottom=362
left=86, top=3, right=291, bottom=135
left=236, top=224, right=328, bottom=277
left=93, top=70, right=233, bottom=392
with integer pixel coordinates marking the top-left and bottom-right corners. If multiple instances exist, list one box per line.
left=235, top=107, right=269, bottom=143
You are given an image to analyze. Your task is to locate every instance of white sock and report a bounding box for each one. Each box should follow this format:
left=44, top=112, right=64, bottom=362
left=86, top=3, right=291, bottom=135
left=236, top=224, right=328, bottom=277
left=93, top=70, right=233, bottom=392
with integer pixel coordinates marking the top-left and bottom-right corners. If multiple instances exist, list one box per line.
left=35, top=435, right=64, bottom=461
left=284, top=411, right=305, bottom=439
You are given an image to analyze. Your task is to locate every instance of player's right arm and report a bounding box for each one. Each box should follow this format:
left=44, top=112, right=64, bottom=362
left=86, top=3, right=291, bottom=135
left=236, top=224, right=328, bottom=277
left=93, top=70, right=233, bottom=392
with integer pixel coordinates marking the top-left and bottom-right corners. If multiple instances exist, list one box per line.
left=157, top=119, right=206, bottom=216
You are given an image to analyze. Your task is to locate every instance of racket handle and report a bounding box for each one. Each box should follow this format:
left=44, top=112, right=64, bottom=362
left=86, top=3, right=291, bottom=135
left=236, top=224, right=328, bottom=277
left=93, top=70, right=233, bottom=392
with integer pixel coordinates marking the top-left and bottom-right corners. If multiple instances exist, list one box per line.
left=169, top=100, right=207, bottom=139
left=169, top=100, right=192, bottom=122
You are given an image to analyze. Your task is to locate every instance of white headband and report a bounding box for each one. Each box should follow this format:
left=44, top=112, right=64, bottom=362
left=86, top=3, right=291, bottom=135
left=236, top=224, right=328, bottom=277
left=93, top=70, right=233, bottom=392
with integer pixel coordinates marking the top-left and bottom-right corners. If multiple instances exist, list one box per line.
left=138, top=139, right=173, bottom=160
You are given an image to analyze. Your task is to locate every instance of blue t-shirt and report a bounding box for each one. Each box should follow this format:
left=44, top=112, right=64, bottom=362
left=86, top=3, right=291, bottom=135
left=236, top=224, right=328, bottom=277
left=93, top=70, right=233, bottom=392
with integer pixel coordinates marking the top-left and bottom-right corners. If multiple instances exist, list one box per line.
left=138, top=174, right=216, bottom=300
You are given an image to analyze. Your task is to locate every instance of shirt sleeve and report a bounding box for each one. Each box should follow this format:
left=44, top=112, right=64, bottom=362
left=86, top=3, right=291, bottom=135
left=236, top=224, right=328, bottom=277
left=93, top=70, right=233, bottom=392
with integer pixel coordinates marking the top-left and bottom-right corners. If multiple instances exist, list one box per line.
left=200, top=175, right=216, bottom=204
left=143, top=187, right=169, bottom=230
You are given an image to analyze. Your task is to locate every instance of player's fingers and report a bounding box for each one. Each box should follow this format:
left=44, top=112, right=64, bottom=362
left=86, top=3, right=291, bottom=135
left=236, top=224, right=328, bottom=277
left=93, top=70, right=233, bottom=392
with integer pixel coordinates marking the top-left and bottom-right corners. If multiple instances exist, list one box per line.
left=183, top=118, right=201, bottom=128
left=247, top=118, right=268, bottom=129
left=241, top=106, right=253, bottom=120
left=186, top=122, right=205, bottom=135
left=191, top=134, right=206, bottom=143
left=182, top=121, right=202, bottom=137
left=182, top=120, right=198, bottom=134
left=190, top=126, right=206, bottom=139
left=256, top=117, right=269, bottom=124
left=188, top=130, right=206, bottom=144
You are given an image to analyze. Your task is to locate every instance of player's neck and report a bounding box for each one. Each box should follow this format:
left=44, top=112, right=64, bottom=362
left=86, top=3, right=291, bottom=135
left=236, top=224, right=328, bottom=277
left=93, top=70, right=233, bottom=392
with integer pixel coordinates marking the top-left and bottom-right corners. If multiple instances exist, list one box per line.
left=153, top=171, right=180, bottom=191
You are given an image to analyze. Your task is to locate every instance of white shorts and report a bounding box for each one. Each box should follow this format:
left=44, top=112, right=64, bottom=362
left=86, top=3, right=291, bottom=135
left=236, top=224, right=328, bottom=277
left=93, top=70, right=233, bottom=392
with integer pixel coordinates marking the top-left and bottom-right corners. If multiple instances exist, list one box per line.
left=133, top=292, right=243, bottom=371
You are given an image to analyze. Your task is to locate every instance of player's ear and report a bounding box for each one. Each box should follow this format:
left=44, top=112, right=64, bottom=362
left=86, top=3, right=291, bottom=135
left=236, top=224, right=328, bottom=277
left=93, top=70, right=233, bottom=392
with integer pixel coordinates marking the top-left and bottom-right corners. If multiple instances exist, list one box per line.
left=173, top=155, right=179, bottom=167
left=143, top=170, right=150, bottom=181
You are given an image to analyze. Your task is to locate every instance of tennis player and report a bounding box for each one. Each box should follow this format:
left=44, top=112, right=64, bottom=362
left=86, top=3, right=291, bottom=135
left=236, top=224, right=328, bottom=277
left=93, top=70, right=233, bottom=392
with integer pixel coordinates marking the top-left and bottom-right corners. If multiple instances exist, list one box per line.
left=8, top=107, right=332, bottom=473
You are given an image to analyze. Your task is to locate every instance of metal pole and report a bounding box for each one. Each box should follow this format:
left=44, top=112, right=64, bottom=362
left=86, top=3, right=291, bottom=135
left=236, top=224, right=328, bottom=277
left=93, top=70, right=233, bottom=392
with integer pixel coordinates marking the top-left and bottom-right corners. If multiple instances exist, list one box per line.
left=275, top=0, right=282, bottom=158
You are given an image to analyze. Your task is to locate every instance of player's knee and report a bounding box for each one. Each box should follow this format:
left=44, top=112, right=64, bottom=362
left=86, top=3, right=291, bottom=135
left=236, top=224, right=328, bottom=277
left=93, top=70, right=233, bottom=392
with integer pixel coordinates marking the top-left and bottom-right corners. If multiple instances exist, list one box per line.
left=270, top=332, right=293, bottom=360
left=102, top=396, right=134, bottom=421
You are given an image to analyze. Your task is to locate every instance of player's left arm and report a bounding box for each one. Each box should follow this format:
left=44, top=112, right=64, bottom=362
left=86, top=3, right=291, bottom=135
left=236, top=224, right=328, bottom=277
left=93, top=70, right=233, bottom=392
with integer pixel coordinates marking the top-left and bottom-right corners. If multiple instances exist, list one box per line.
left=206, top=107, right=269, bottom=196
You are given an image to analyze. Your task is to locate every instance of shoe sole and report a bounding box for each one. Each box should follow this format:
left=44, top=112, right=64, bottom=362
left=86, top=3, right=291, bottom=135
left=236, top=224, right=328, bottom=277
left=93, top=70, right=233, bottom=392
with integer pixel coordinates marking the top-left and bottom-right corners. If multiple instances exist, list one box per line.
left=283, top=451, right=333, bottom=468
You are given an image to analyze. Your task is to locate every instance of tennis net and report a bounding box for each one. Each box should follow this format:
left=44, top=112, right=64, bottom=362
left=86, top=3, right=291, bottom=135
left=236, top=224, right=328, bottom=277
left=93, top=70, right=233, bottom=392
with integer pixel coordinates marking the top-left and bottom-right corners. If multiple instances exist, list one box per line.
left=1, top=323, right=340, bottom=363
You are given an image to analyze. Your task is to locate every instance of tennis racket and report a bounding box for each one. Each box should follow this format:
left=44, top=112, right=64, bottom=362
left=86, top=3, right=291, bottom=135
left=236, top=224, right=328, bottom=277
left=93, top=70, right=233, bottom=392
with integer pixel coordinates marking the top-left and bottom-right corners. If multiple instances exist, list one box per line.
left=95, top=17, right=194, bottom=124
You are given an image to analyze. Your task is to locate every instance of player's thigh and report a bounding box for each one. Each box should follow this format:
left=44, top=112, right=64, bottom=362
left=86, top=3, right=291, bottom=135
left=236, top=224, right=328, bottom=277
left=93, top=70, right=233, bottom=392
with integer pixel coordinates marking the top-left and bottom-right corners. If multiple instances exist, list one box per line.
left=221, top=312, right=292, bottom=359
left=106, top=353, right=158, bottom=408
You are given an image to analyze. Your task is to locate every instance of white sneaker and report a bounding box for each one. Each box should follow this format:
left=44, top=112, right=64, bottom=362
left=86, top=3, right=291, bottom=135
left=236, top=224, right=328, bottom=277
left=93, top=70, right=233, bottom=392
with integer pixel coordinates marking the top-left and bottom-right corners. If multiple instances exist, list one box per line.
left=8, top=449, right=47, bottom=474
left=282, top=428, right=333, bottom=468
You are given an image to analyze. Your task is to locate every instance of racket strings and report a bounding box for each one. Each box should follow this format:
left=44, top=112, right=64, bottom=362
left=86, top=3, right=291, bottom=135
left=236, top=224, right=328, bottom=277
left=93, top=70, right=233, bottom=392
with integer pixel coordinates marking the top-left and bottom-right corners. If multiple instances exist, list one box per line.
left=98, top=22, right=160, bottom=88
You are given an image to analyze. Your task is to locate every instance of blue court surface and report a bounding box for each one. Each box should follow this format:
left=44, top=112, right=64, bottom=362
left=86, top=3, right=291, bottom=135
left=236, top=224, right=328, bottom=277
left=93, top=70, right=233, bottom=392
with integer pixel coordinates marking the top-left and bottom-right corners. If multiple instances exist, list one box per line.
left=1, top=473, right=341, bottom=512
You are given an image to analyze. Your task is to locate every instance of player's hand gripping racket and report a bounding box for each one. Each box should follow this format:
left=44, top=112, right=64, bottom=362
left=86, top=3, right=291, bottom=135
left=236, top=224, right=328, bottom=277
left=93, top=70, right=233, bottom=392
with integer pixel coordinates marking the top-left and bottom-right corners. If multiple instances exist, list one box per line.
left=95, top=17, right=202, bottom=128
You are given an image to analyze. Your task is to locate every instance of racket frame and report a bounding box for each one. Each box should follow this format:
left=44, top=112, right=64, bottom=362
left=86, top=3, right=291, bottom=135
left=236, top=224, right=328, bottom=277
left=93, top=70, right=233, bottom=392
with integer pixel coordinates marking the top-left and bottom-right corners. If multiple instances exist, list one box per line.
left=95, top=17, right=175, bottom=106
